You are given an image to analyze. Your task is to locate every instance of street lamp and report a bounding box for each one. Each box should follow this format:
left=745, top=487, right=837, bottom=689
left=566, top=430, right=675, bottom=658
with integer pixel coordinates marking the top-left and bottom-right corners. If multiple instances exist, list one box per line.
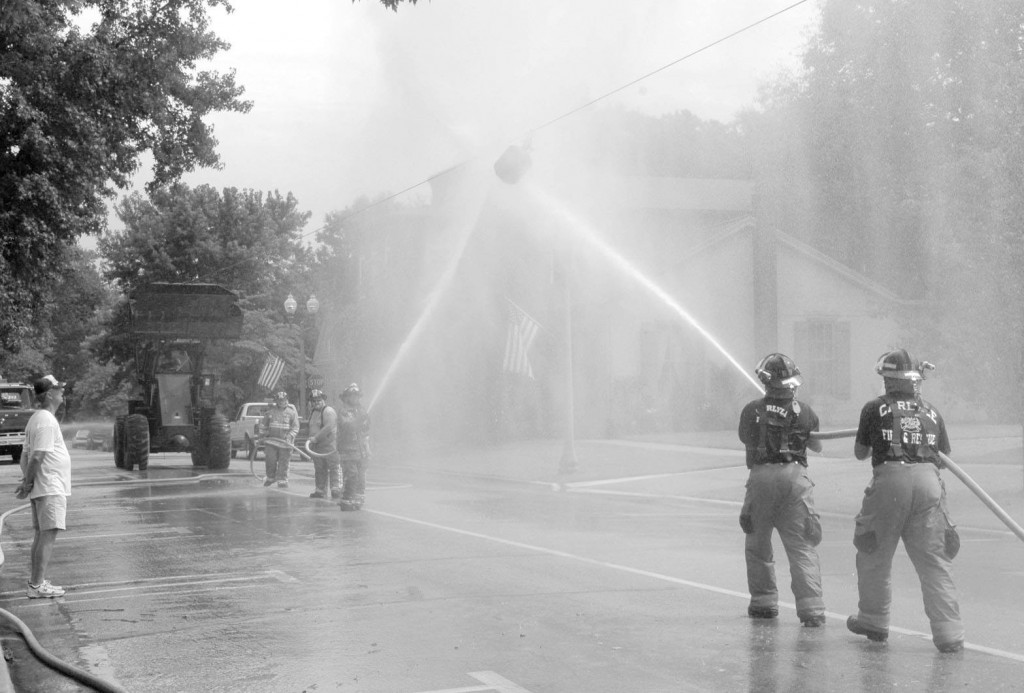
left=284, top=293, right=320, bottom=415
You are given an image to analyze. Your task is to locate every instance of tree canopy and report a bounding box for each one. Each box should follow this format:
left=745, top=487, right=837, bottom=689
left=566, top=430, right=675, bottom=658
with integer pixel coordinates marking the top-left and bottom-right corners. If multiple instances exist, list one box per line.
left=746, top=0, right=1024, bottom=416
left=97, top=183, right=315, bottom=413
left=0, top=0, right=250, bottom=350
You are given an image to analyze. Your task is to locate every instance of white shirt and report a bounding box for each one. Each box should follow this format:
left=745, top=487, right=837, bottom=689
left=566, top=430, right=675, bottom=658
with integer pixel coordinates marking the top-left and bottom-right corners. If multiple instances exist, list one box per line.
left=22, top=409, right=71, bottom=498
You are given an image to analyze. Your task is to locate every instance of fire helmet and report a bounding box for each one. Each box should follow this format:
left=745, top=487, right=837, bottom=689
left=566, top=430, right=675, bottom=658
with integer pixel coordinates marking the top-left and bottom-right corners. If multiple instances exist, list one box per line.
left=273, top=391, right=289, bottom=403
left=341, top=383, right=362, bottom=401
left=874, top=349, right=932, bottom=381
left=309, top=389, right=326, bottom=403
left=755, top=353, right=803, bottom=391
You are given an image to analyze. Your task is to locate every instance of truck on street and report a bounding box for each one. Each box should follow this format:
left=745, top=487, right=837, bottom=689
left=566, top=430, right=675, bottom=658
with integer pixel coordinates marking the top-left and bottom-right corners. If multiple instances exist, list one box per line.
left=0, top=381, right=35, bottom=463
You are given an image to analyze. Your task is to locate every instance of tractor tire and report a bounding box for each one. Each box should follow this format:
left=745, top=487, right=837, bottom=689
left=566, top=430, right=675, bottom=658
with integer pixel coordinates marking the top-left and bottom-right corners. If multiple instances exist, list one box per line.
left=113, top=416, right=126, bottom=469
left=205, top=413, right=232, bottom=470
left=124, top=414, right=150, bottom=472
left=191, top=409, right=213, bottom=467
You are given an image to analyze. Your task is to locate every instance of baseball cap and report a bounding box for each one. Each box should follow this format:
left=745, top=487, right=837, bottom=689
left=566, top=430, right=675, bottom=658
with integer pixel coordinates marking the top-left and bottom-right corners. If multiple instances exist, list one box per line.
left=34, top=374, right=66, bottom=395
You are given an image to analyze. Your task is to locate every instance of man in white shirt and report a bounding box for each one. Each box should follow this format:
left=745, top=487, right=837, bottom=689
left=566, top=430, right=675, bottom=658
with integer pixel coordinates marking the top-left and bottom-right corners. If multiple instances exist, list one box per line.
left=16, top=375, right=71, bottom=598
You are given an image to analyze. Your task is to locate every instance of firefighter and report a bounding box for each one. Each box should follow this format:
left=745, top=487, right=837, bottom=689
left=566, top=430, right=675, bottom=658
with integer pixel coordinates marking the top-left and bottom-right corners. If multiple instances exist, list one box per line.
left=260, top=391, right=299, bottom=488
left=738, top=353, right=826, bottom=626
left=847, top=349, right=963, bottom=653
left=337, top=383, right=370, bottom=511
left=307, top=389, right=340, bottom=499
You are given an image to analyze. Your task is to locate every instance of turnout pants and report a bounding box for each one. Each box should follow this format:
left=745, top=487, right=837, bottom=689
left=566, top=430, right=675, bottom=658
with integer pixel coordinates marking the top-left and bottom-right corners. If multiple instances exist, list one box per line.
left=852, top=462, right=963, bottom=645
left=264, top=443, right=291, bottom=482
left=740, top=462, right=825, bottom=620
left=340, top=452, right=368, bottom=507
left=313, top=451, right=341, bottom=495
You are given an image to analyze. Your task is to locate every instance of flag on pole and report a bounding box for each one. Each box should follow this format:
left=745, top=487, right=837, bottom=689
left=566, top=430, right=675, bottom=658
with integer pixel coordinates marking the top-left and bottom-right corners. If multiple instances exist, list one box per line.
left=503, top=299, right=541, bottom=378
left=257, top=353, right=285, bottom=391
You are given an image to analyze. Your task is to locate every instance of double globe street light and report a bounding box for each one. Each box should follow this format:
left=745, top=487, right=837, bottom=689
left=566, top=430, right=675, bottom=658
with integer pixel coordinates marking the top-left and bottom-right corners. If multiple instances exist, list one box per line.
left=284, top=292, right=320, bottom=416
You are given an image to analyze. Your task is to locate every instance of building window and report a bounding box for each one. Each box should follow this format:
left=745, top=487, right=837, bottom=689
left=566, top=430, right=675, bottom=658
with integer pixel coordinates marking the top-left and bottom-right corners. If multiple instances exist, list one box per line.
left=794, top=319, right=850, bottom=399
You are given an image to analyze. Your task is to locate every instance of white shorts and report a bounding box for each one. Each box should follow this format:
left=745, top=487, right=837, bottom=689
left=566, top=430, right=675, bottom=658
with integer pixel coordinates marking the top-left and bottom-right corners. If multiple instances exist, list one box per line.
left=31, top=495, right=67, bottom=531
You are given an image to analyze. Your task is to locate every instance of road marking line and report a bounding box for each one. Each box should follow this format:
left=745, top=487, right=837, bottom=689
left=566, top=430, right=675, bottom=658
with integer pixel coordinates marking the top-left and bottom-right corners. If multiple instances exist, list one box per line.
left=585, top=439, right=745, bottom=457
left=414, top=670, right=534, bottom=693
left=3, top=529, right=191, bottom=547
left=0, top=569, right=296, bottom=601
left=567, top=489, right=1024, bottom=538
left=564, top=467, right=746, bottom=489
left=370, top=509, right=1024, bottom=663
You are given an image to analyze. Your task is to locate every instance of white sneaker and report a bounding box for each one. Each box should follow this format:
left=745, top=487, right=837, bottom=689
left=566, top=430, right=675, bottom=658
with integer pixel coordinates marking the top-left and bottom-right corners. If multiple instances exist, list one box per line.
left=27, top=580, right=65, bottom=598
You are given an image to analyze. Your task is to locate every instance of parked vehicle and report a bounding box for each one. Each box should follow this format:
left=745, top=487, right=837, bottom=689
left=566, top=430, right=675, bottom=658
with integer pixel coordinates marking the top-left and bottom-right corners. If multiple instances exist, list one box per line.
left=0, top=381, right=36, bottom=463
left=229, top=402, right=269, bottom=458
left=71, top=430, right=92, bottom=449
left=89, top=427, right=114, bottom=452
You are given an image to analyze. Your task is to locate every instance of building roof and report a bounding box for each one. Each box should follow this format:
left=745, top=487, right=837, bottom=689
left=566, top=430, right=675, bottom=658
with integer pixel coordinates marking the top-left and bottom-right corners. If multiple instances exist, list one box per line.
left=673, top=216, right=914, bottom=304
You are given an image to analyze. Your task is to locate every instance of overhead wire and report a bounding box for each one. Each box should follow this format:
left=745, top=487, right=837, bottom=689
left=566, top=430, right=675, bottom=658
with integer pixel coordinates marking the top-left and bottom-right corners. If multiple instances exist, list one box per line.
left=300, top=1, right=812, bottom=227
left=188, top=0, right=812, bottom=285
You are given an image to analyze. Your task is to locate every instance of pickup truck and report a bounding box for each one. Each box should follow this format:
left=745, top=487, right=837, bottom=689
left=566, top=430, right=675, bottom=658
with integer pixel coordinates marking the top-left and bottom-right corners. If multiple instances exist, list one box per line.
left=229, top=402, right=269, bottom=458
left=229, top=402, right=309, bottom=458
left=0, top=382, right=36, bottom=463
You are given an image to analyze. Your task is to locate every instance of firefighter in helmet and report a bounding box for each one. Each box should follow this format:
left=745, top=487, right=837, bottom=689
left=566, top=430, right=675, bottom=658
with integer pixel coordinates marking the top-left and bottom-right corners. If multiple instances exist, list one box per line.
left=847, top=349, right=963, bottom=653
left=260, top=391, right=299, bottom=488
left=307, top=389, right=341, bottom=499
left=738, top=353, right=826, bottom=626
left=337, top=383, right=370, bottom=511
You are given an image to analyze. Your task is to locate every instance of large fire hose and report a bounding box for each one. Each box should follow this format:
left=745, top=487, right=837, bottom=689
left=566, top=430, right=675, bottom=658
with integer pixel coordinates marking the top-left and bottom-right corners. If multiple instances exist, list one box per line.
left=811, top=428, right=1024, bottom=544
left=245, top=433, right=316, bottom=482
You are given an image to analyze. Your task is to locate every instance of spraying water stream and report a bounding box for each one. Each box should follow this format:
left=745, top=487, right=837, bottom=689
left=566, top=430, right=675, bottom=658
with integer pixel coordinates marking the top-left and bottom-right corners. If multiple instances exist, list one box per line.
left=366, top=174, right=764, bottom=413
left=366, top=180, right=490, bottom=413
left=526, top=184, right=765, bottom=395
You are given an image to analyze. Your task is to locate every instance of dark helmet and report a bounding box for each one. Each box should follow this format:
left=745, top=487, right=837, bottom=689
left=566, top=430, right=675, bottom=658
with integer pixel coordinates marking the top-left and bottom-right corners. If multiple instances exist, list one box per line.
left=309, top=389, right=326, bottom=401
left=755, top=353, right=803, bottom=391
left=874, top=349, right=933, bottom=381
left=273, top=391, right=289, bottom=403
left=341, top=383, right=361, bottom=401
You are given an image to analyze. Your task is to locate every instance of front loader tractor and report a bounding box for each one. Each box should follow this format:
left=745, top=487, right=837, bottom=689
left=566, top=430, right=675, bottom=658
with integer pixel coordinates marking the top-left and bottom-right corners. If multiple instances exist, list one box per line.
left=115, top=283, right=243, bottom=471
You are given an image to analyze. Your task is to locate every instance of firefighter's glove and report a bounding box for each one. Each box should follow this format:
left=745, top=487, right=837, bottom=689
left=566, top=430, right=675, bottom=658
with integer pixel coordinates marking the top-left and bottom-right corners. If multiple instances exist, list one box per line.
left=789, top=431, right=810, bottom=451
left=739, top=513, right=754, bottom=535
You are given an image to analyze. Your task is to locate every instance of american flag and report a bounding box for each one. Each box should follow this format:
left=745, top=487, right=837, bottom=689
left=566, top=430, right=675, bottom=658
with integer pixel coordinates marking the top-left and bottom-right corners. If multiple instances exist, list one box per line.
left=257, top=353, right=285, bottom=391
left=503, top=299, right=540, bottom=378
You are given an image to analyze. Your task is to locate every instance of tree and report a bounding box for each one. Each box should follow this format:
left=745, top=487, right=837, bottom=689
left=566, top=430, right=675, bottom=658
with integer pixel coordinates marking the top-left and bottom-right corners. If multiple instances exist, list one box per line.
left=0, top=244, right=112, bottom=378
left=361, top=0, right=421, bottom=10
left=97, top=183, right=314, bottom=412
left=746, top=0, right=1024, bottom=419
left=0, top=0, right=250, bottom=350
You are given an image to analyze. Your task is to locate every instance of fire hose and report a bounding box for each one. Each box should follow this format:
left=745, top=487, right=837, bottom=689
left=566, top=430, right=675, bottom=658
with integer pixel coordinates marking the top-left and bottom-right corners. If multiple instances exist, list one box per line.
left=811, top=428, right=1024, bottom=543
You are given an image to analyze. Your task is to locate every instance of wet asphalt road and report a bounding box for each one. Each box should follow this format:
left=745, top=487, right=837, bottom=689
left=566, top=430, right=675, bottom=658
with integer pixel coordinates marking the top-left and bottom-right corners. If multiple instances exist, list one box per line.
left=0, top=446, right=1022, bottom=692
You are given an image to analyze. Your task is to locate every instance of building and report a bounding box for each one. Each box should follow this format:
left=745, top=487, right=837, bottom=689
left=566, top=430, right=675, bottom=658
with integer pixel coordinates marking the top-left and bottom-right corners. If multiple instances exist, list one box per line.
left=314, top=168, right=913, bottom=446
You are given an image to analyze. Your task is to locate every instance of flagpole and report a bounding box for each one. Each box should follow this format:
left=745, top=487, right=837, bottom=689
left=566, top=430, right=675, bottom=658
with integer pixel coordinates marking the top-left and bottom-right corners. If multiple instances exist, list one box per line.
left=559, top=249, right=578, bottom=474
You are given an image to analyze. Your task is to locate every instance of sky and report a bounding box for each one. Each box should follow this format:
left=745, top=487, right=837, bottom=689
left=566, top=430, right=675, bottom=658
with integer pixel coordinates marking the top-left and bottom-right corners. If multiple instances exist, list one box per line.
left=113, top=0, right=822, bottom=239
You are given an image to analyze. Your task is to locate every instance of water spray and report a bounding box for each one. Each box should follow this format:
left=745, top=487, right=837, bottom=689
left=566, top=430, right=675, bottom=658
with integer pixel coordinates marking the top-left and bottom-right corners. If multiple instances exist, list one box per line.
left=366, top=177, right=491, bottom=414
left=527, top=185, right=765, bottom=395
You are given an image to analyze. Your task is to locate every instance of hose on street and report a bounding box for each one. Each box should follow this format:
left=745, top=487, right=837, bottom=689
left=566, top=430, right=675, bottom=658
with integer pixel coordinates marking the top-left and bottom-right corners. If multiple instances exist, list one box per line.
left=0, top=606, right=127, bottom=693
